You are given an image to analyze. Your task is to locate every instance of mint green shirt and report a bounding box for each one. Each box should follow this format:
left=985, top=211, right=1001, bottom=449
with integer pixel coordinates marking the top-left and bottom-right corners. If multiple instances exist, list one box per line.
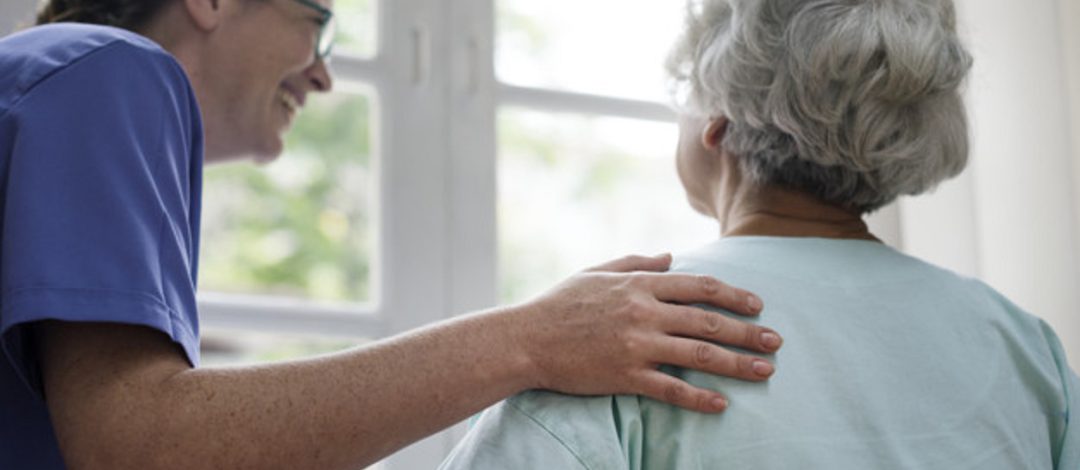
left=441, top=237, right=1078, bottom=469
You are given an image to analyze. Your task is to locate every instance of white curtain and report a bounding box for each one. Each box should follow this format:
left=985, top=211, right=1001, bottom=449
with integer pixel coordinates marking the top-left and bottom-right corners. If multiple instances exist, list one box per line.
left=0, top=1, right=34, bottom=35
left=876, top=0, right=1080, bottom=366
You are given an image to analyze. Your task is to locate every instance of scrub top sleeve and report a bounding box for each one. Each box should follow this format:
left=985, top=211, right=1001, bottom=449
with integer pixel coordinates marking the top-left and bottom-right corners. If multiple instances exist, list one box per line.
left=1, top=41, right=203, bottom=394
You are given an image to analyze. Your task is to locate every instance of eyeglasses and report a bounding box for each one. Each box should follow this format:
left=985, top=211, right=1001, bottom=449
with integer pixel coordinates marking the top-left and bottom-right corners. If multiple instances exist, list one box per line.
left=290, top=0, right=336, bottom=59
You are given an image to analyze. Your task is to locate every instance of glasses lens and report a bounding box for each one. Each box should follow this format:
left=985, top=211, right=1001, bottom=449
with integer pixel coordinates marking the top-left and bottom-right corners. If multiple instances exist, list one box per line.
left=319, top=16, right=337, bottom=58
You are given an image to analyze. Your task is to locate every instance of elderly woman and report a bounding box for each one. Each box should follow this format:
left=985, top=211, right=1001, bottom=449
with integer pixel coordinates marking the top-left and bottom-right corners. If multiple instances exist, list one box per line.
left=439, top=0, right=1079, bottom=468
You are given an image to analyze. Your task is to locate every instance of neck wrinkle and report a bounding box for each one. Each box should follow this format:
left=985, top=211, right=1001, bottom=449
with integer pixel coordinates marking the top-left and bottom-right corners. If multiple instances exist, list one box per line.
left=715, top=181, right=880, bottom=243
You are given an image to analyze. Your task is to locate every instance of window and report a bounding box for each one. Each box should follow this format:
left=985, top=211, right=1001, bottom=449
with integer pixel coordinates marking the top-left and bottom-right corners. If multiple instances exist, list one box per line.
left=200, top=1, right=714, bottom=466
left=496, top=110, right=711, bottom=302
left=201, top=89, right=376, bottom=305
left=198, top=0, right=386, bottom=352
left=7, top=0, right=1076, bottom=467
left=493, top=1, right=720, bottom=304
left=495, top=0, right=680, bottom=102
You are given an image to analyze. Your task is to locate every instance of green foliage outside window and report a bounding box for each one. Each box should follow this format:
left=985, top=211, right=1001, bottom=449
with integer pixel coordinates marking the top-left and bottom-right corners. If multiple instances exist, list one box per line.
left=199, top=92, right=375, bottom=304
left=334, top=0, right=376, bottom=57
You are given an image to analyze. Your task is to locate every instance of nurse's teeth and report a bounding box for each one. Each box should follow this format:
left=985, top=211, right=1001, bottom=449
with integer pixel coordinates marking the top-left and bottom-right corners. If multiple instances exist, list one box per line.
left=281, top=90, right=300, bottom=112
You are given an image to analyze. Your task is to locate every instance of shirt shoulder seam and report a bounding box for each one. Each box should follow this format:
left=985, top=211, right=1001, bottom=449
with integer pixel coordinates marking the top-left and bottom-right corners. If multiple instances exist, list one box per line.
left=504, top=398, right=596, bottom=470
left=0, top=38, right=173, bottom=122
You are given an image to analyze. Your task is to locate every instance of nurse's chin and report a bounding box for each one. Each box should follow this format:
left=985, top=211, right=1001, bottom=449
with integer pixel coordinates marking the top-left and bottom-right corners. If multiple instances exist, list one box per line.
left=252, top=144, right=286, bottom=165
left=242, top=133, right=287, bottom=165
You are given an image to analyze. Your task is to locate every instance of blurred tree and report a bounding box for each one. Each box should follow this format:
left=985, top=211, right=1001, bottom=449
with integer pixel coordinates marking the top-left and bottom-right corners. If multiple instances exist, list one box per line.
left=199, top=92, right=374, bottom=304
left=497, top=109, right=696, bottom=304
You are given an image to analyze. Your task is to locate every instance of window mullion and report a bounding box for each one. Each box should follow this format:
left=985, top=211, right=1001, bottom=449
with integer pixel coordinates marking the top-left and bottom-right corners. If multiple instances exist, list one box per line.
left=445, top=0, right=498, bottom=321
left=377, top=0, right=451, bottom=336
left=377, top=0, right=462, bottom=467
left=380, top=0, right=498, bottom=467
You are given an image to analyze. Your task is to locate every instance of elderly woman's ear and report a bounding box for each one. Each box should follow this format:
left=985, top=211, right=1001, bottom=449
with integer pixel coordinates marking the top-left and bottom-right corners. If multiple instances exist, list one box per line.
left=701, top=117, right=729, bottom=151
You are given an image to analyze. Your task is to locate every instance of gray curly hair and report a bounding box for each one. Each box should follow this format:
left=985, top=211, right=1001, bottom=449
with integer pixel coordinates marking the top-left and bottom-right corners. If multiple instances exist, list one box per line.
left=667, top=0, right=973, bottom=213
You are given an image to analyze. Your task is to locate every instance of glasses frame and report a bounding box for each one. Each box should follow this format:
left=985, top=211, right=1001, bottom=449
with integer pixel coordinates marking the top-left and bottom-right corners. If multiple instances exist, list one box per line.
left=290, top=0, right=336, bottom=59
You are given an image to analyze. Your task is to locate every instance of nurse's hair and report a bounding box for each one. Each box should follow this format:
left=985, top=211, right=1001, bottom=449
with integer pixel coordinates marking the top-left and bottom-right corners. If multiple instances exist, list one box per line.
left=35, top=0, right=172, bottom=30
left=667, top=0, right=972, bottom=213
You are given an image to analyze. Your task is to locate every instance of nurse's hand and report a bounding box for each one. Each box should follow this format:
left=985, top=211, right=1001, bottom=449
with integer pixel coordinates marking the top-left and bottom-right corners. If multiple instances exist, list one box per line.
left=512, top=253, right=782, bottom=413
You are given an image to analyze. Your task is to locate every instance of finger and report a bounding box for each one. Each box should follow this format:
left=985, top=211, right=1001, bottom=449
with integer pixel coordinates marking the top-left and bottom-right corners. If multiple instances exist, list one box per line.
left=586, top=253, right=672, bottom=273
left=634, top=272, right=763, bottom=316
left=663, top=304, right=782, bottom=353
left=633, top=370, right=729, bottom=413
left=653, top=336, right=776, bottom=382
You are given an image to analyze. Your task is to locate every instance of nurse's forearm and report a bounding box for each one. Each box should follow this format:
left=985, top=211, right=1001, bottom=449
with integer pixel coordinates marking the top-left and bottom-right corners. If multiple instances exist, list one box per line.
left=40, top=255, right=780, bottom=469
left=168, top=307, right=537, bottom=469
left=37, top=309, right=531, bottom=469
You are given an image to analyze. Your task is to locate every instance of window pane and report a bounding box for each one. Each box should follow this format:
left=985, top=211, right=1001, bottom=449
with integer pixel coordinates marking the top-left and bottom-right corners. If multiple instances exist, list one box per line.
left=498, top=108, right=716, bottom=303
left=200, top=329, right=366, bottom=366
left=200, top=89, right=377, bottom=305
left=334, top=0, right=377, bottom=58
left=496, top=1, right=683, bottom=102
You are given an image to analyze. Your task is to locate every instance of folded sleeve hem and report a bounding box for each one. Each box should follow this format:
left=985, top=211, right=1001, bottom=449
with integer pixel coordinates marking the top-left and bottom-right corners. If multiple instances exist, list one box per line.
left=1, top=286, right=199, bottom=395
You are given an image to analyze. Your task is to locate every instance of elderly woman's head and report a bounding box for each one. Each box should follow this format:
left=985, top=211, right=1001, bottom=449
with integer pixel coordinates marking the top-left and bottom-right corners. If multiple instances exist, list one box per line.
left=668, top=0, right=972, bottom=215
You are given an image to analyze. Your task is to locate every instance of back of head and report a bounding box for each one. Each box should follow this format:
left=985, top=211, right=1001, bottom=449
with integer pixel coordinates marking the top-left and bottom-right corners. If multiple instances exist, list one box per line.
left=667, top=0, right=973, bottom=213
left=35, top=0, right=171, bottom=31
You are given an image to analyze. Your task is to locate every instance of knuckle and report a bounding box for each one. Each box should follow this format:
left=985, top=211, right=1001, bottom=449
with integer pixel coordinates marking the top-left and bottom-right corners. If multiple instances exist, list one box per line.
left=621, top=297, right=652, bottom=323
left=693, top=343, right=713, bottom=366
left=626, top=273, right=649, bottom=290
left=625, top=309, right=647, bottom=326
left=664, top=383, right=686, bottom=404
left=695, top=392, right=713, bottom=411
left=723, top=286, right=742, bottom=306
left=619, top=332, right=641, bottom=352
left=701, top=312, right=725, bottom=336
left=743, top=325, right=761, bottom=348
left=698, top=276, right=721, bottom=295
left=609, top=278, right=636, bottom=299
left=737, top=355, right=757, bottom=375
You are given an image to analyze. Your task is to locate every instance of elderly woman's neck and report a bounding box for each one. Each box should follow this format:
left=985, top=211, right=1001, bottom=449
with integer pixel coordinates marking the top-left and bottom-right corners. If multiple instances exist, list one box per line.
left=715, top=184, right=880, bottom=242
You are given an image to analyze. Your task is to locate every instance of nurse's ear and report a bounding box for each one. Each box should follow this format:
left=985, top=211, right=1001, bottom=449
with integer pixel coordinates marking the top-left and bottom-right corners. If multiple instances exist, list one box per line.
left=183, top=0, right=224, bottom=31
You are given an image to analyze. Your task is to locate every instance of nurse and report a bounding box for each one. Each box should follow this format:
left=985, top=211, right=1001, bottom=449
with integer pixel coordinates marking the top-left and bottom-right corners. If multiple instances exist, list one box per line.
left=0, top=0, right=784, bottom=468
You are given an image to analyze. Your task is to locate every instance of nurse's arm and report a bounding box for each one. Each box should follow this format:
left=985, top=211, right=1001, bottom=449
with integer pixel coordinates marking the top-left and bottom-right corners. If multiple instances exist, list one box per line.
left=35, top=255, right=780, bottom=470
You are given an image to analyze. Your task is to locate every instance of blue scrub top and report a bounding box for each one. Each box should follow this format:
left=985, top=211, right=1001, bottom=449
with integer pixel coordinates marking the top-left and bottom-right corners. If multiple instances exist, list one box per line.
left=0, top=23, right=203, bottom=467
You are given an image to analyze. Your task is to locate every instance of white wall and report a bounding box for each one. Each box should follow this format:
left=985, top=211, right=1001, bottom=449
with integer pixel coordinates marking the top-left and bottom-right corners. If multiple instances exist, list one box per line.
left=1063, top=0, right=1080, bottom=330
left=0, top=0, right=36, bottom=36
left=901, top=0, right=1080, bottom=366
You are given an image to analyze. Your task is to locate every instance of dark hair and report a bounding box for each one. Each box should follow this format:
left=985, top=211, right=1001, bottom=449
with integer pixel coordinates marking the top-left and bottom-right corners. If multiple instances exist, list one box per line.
left=35, top=0, right=172, bottom=30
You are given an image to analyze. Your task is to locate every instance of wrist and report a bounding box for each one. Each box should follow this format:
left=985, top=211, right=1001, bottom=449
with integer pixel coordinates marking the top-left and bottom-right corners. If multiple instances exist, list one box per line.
left=485, top=302, right=544, bottom=393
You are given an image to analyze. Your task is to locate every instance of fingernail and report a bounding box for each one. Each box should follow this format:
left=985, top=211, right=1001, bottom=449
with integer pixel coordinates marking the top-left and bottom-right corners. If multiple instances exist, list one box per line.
left=712, top=397, right=728, bottom=410
left=747, top=295, right=763, bottom=312
left=761, top=332, right=782, bottom=349
left=753, top=360, right=774, bottom=377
